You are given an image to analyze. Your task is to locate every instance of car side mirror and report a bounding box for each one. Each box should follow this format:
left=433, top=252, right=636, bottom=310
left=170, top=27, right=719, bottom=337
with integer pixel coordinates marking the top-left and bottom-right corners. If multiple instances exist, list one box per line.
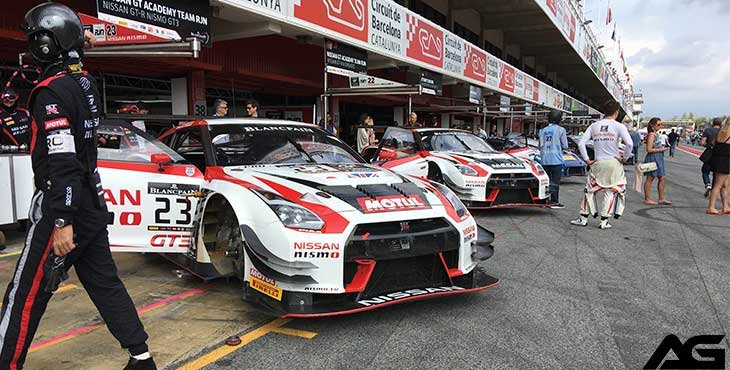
left=151, top=153, right=172, bottom=172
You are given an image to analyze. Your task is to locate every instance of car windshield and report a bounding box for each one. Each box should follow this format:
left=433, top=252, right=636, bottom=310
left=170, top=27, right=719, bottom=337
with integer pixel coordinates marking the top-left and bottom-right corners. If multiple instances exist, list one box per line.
left=209, top=124, right=362, bottom=165
left=421, top=131, right=498, bottom=153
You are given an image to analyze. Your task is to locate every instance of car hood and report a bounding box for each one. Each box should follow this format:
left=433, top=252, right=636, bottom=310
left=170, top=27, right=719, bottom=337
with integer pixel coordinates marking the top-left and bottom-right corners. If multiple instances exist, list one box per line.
left=436, top=151, right=528, bottom=171
left=223, top=164, right=445, bottom=216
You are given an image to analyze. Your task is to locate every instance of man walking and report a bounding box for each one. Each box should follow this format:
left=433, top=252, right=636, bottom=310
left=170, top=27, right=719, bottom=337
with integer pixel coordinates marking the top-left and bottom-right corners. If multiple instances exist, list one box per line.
left=0, top=4, right=155, bottom=369
left=570, top=101, right=633, bottom=229
left=667, top=128, right=679, bottom=157
left=539, top=109, right=569, bottom=208
left=701, top=118, right=722, bottom=196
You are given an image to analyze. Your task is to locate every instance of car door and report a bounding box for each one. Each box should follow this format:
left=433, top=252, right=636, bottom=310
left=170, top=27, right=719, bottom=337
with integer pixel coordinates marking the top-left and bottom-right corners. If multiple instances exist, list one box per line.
left=97, top=120, right=204, bottom=253
left=375, top=127, right=428, bottom=177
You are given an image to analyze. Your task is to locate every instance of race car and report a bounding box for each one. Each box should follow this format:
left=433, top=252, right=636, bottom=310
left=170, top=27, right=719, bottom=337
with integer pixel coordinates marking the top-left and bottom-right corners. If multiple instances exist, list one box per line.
left=489, top=136, right=586, bottom=177
left=361, top=128, right=551, bottom=209
left=95, top=118, right=499, bottom=317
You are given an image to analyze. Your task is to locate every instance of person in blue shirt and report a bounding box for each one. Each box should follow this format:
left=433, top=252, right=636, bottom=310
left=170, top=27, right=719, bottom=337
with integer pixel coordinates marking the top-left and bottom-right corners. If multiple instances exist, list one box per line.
left=539, top=109, right=569, bottom=208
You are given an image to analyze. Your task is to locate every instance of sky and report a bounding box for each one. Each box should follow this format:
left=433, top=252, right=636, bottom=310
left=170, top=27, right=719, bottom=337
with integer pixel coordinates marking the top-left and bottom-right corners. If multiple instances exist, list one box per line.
left=583, top=0, right=729, bottom=119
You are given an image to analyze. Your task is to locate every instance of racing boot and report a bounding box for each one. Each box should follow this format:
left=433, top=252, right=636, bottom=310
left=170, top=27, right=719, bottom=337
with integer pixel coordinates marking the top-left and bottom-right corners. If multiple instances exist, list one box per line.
left=570, top=215, right=588, bottom=227
left=598, top=217, right=612, bottom=230
left=123, top=356, right=157, bottom=370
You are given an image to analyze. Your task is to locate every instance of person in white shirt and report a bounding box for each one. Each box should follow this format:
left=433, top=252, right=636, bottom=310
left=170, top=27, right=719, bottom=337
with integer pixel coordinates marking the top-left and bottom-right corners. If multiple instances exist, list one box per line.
left=356, top=114, right=377, bottom=152
left=571, top=101, right=634, bottom=229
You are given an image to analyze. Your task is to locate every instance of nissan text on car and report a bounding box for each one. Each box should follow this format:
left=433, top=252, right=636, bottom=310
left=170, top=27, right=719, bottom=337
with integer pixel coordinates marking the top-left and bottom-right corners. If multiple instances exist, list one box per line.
left=361, top=127, right=551, bottom=209
left=96, top=118, right=499, bottom=317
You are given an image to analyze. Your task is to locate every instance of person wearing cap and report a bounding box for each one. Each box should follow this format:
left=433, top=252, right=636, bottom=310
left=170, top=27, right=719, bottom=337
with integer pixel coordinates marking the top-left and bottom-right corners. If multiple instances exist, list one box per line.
left=539, top=109, right=569, bottom=208
left=0, top=4, right=155, bottom=370
left=0, top=87, right=32, bottom=148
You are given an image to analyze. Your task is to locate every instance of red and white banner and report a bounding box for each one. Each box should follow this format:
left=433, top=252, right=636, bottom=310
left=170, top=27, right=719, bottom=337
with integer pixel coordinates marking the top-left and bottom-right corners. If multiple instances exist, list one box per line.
left=499, top=64, right=515, bottom=93
left=293, top=0, right=369, bottom=42
left=464, top=43, right=487, bottom=83
left=405, top=12, right=444, bottom=68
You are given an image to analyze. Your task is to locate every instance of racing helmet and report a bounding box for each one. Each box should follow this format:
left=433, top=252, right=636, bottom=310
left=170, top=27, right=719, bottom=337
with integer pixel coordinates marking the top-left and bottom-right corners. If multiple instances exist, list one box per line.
left=548, top=109, right=563, bottom=124
left=1, top=88, right=19, bottom=106
left=21, top=3, right=84, bottom=64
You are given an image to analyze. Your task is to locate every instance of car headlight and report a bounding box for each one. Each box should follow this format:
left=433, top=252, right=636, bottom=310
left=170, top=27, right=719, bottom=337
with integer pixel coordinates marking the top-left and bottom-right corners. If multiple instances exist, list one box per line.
left=252, top=189, right=324, bottom=230
left=455, top=164, right=478, bottom=176
left=430, top=181, right=468, bottom=218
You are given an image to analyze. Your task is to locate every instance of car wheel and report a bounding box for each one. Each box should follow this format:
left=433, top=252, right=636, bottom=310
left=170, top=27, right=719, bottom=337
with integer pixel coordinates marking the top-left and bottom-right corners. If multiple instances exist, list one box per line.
left=209, top=205, right=245, bottom=278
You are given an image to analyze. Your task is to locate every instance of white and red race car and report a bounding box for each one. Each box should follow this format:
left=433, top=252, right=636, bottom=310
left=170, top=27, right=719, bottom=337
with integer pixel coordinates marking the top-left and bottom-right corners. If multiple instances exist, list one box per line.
left=362, top=128, right=551, bottom=209
left=95, top=119, right=498, bottom=317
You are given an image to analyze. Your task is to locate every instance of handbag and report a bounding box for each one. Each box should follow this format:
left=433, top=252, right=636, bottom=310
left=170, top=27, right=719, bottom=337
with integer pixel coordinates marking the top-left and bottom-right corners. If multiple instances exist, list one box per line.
left=637, top=162, right=657, bottom=173
left=700, top=147, right=713, bottom=164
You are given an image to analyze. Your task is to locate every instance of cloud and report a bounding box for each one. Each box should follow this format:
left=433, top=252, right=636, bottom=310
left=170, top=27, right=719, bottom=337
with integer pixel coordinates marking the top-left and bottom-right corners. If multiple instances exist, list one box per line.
left=679, top=0, right=730, bottom=13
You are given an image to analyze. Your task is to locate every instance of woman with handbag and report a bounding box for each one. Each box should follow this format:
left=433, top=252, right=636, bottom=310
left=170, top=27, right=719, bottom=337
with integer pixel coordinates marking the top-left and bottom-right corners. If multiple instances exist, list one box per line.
left=643, top=118, right=672, bottom=205
left=706, top=118, right=730, bottom=215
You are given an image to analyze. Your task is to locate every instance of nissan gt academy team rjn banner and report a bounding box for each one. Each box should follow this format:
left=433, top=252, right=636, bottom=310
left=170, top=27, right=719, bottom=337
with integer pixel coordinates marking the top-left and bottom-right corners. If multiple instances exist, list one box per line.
left=94, top=0, right=211, bottom=45
left=217, top=0, right=590, bottom=113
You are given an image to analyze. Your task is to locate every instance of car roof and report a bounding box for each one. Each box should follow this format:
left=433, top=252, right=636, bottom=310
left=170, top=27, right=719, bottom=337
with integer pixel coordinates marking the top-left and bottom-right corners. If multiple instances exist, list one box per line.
left=413, top=128, right=471, bottom=133
left=160, top=118, right=321, bottom=139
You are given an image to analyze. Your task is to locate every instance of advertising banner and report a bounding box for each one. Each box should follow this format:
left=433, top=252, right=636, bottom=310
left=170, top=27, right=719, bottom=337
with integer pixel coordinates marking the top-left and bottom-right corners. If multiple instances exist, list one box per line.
left=499, top=95, right=511, bottom=112
left=411, top=69, right=443, bottom=96
left=514, top=71, right=525, bottom=98
left=486, top=55, right=500, bottom=88
left=369, top=0, right=406, bottom=56
left=325, top=39, right=368, bottom=74
left=405, top=11, right=444, bottom=68
left=80, top=13, right=169, bottom=45
left=443, top=31, right=465, bottom=75
left=222, top=0, right=288, bottom=19
left=349, top=74, right=405, bottom=88
left=96, top=0, right=211, bottom=45
left=499, top=63, right=516, bottom=93
left=469, top=85, right=482, bottom=104
left=293, top=0, right=368, bottom=42
left=524, top=75, right=534, bottom=102
left=464, top=43, right=487, bottom=83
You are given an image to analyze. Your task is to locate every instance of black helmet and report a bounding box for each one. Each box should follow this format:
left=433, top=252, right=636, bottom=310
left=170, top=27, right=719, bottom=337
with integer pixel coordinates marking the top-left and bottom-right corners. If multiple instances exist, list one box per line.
left=548, top=109, right=563, bottom=124
left=21, top=3, right=84, bottom=64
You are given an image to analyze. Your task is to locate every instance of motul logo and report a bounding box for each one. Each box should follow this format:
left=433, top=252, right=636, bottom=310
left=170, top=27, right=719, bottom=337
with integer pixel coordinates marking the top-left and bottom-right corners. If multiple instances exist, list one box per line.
left=357, top=195, right=430, bottom=213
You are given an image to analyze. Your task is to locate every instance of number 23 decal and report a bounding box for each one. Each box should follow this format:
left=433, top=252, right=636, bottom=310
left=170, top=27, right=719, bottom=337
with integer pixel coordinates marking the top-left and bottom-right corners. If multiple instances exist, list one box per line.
left=154, top=197, right=192, bottom=225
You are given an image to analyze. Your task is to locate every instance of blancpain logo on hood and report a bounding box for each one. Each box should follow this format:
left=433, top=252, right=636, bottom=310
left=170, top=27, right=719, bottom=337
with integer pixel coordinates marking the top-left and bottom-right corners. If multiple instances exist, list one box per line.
left=357, top=195, right=430, bottom=213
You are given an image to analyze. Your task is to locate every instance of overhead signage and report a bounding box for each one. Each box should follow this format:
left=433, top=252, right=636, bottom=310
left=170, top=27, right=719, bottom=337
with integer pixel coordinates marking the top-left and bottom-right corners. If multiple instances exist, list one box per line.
left=294, top=0, right=368, bottom=42
left=96, top=0, right=211, bottom=45
left=79, top=13, right=168, bottom=46
left=405, top=12, right=444, bottom=68
left=499, top=95, right=511, bottom=112
left=464, top=43, right=487, bottom=83
left=410, top=70, right=442, bottom=96
left=443, top=31, right=465, bottom=75
left=486, top=55, right=500, bottom=88
left=222, top=0, right=287, bottom=18
left=499, top=63, right=515, bottom=93
left=349, top=74, right=405, bottom=89
left=325, top=39, right=368, bottom=74
left=469, top=85, right=482, bottom=105
left=514, top=71, right=525, bottom=98
left=369, top=0, right=406, bottom=55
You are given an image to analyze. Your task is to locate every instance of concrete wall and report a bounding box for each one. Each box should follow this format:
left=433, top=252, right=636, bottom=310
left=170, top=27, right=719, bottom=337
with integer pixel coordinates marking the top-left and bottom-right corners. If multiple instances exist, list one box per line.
left=484, top=30, right=504, bottom=49
left=420, top=0, right=449, bottom=16
left=453, top=9, right=481, bottom=36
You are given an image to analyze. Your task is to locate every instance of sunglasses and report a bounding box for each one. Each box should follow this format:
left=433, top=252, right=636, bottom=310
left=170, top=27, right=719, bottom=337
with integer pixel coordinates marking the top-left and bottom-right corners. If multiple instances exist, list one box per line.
left=220, top=106, right=228, bottom=109
left=246, top=106, right=254, bottom=110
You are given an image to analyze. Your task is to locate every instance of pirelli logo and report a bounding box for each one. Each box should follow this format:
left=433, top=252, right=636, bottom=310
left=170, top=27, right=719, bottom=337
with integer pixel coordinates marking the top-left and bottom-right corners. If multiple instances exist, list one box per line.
left=250, top=275, right=283, bottom=301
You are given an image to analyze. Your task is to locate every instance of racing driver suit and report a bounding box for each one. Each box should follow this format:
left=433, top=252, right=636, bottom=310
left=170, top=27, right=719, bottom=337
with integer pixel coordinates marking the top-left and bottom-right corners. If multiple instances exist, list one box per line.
left=0, top=105, right=31, bottom=148
left=0, top=62, right=150, bottom=369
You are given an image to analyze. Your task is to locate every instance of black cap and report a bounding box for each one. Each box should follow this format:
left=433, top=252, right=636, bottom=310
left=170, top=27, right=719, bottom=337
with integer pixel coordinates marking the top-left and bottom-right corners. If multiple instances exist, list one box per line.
left=548, top=109, right=563, bottom=124
left=21, top=3, right=84, bottom=63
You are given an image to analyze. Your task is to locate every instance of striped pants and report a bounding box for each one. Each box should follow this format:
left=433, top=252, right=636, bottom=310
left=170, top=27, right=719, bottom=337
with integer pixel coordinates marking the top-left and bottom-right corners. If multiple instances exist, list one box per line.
left=0, top=190, right=148, bottom=369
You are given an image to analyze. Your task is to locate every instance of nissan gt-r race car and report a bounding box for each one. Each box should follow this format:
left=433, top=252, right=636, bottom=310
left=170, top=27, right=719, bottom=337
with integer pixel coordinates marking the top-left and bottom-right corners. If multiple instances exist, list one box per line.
left=95, top=119, right=499, bottom=317
left=489, top=136, right=586, bottom=177
left=361, top=128, right=551, bottom=209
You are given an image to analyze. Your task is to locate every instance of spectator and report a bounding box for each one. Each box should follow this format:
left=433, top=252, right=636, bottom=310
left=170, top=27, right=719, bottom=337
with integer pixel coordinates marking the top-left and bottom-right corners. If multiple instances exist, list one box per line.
left=628, top=126, right=642, bottom=165
left=539, top=109, right=569, bottom=208
left=473, top=124, right=488, bottom=140
left=643, top=118, right=671, bottom=205
left=668, top=128, right=679, bottom=157
left=701, top=118, right=722, bottom=197
left=212, top=99, right=228, bottom=117
left=706, top=118, right=730, bottom=215
left=323, top=112, right=337, bottom=136
left=407, top=112, right=418, bottom=127
left=356, top=114, right=377, bottom=152
left=245, top=99, right=259, bottom=118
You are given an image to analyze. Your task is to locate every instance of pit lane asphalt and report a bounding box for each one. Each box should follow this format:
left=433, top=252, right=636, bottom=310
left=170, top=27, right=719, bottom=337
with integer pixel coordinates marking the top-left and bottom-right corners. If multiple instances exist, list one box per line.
left=190, top=147, right=730, bottom=370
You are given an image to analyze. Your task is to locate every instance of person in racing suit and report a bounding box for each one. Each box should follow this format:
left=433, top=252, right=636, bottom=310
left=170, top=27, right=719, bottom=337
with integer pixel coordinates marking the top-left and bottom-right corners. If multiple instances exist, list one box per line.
left=0, top=4, right=155, bottom=370
left=0, top=88, right=31, bottom=148
left=570, top=100, right=633, bottom=229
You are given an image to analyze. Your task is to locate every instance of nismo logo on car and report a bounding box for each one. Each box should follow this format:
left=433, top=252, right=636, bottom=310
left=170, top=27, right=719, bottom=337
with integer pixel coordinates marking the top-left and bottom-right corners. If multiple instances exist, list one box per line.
left=358, top=286, right=466, bottom=307
left=356, top=195, right=430, bottom=213
left=293, top=242, right=341, bottom=259
left=242, top=126, right=314, bottom=133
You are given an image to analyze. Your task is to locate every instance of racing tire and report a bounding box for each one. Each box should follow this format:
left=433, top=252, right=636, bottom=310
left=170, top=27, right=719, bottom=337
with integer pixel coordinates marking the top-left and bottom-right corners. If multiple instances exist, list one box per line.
left=211, top=205, right=245, bottom=279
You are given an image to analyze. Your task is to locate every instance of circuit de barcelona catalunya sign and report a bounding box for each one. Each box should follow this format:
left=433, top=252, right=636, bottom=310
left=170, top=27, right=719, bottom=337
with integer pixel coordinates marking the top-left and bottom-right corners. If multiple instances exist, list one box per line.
left=218, top=0, right=592, bottom=112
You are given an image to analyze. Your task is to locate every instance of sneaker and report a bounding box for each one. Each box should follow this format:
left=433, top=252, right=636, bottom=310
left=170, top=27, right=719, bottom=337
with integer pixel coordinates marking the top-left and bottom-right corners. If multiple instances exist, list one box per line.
left=123, top=357, right=157, bottom=370
left=704, top=184, right=712, bottom=197
left=550, top=203, right=565, bottom=209
left=570, top=217, right=588, bottom=226
left=599, top=220, right=612, bottom=229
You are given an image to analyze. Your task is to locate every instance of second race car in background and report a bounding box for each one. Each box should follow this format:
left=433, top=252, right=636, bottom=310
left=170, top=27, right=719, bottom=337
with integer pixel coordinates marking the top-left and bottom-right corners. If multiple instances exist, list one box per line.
left=362, top=128, right=551, bottom=209
left=488, top=135, right=586, bottom=177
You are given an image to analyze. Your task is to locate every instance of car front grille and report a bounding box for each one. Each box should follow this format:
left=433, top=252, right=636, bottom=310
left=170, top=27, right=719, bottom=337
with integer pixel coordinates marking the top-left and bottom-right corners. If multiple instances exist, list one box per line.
left=344, top=218, right=458, bottom=261
left=360, top=254, right=451, bottom=299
